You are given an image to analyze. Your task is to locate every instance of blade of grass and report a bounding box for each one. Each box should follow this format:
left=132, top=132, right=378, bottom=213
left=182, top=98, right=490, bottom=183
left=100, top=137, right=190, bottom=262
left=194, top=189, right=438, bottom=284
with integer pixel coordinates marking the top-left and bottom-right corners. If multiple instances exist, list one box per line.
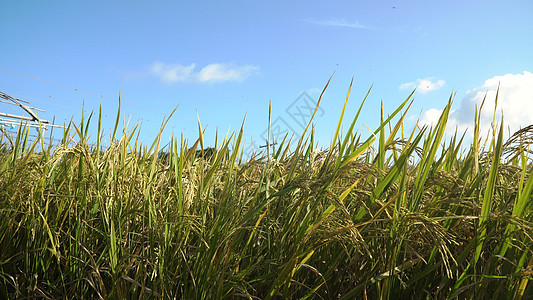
left=475, top=115, right=504, bottom=265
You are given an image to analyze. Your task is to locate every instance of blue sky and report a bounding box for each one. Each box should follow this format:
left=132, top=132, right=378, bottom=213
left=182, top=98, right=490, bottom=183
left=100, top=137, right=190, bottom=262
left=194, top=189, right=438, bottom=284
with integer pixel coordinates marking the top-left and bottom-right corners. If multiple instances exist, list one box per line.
left=1, top=1, right=533, bottom=154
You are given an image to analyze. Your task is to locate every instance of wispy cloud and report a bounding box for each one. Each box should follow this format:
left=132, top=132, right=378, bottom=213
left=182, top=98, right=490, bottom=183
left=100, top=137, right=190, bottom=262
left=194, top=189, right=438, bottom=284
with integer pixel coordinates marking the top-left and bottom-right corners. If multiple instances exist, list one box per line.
left=308, top=19, right=370, bottom=29
left=151, top=62, right=196, bottom=83
left=419, top=71, right=533, bottom=140
left=306, top=87, right=323, bottom=96
left=399, top=78, right=445, bottom=94
left=148, top=62, right=259, bottom=83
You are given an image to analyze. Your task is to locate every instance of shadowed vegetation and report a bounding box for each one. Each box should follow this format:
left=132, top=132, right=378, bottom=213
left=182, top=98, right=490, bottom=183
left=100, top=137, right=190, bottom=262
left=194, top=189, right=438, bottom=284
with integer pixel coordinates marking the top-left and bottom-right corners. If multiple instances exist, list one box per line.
left=0, top=82, right=532, bottom=299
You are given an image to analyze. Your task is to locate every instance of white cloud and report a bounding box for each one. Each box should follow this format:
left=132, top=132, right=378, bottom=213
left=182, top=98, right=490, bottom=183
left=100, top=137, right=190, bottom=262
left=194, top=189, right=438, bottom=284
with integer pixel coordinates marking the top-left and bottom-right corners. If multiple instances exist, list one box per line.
left=419, top=108, right=471, bottom=138
left=308, top=19, right=370, bottom=29
left=150, top=62, right=196, bottom=83
left=196, top=63, right=258, bottom=82
left=399, top=78, right=446, bottom=94
left=149, top=62, right=259, bottom=83
left=419, top=71, right=533, bottom=141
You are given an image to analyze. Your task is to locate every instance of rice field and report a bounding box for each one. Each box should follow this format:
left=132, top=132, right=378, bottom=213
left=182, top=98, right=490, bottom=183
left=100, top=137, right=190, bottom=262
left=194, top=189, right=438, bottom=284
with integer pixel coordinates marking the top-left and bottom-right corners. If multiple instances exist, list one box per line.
left=1, top=82, right=532, bottom=299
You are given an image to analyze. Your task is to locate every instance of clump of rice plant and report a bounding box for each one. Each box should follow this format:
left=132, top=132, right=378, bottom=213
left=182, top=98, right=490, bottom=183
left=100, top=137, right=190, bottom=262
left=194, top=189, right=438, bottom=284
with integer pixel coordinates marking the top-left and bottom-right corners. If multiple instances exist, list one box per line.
left=0, top=81, right=532, bottom=299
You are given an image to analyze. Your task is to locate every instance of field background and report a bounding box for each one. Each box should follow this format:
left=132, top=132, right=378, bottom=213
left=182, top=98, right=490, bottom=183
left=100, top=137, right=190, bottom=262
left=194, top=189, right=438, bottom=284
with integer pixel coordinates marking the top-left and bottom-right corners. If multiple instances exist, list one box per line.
left=1, top=86, right=532, bottom=299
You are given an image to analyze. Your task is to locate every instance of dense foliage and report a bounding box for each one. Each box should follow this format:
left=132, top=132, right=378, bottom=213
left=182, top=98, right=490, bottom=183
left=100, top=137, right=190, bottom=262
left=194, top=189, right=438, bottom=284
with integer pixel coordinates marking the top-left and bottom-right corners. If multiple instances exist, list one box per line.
left=1, top=84, right=532, bottom=299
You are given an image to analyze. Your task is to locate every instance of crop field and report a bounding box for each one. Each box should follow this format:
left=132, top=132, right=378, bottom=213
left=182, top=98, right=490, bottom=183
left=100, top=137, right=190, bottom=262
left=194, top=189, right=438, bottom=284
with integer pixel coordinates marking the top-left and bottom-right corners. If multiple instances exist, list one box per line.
left=1, top=83, right=532, bottom=299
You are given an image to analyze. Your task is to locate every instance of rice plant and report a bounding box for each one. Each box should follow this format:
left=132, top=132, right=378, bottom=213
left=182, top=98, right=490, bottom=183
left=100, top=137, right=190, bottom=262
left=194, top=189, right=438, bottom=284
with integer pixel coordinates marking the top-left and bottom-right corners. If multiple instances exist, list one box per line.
left=0, top=82, right=532, bottom=299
